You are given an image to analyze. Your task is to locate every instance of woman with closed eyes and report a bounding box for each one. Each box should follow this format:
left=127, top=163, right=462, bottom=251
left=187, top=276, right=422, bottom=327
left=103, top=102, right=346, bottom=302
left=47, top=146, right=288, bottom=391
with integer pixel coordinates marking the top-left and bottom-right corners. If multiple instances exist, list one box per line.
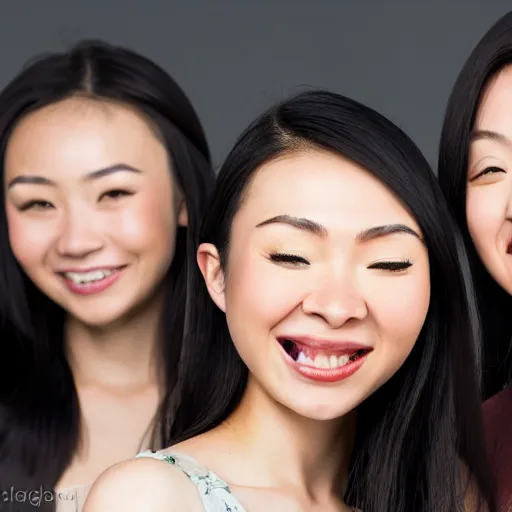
left=0, top=39, right=213, bottom=511
left=84, top=90, right=493, bottom=511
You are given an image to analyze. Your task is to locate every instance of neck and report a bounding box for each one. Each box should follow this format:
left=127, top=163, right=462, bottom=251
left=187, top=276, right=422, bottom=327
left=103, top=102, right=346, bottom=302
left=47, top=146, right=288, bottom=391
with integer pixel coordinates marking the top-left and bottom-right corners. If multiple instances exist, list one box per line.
left=221, top=376, right=355, bottom=500
left=65, top=291, right=165, bottom=392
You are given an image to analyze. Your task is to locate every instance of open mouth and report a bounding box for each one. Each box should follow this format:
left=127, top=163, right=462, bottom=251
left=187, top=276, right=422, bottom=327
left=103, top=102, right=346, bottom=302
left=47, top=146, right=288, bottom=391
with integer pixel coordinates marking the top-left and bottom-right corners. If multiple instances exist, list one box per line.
left=278, top=338, right=372, bottom=370
left=60, top=266, right=126, bottom=286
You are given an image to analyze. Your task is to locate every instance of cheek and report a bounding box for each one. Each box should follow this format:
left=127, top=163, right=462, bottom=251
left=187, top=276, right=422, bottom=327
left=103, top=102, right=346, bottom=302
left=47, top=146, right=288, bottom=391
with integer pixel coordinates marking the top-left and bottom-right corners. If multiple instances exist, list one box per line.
left=368, top=268, right=430, bottom=354
left=224, top=255, right=304, bottom=332
left=5, top=206, right=52, bottom=269
left=466, top=184, right=512, bottom=293
left=109, top=191, right=176, bottom=257
left=466, top=186, right=506, bottom=252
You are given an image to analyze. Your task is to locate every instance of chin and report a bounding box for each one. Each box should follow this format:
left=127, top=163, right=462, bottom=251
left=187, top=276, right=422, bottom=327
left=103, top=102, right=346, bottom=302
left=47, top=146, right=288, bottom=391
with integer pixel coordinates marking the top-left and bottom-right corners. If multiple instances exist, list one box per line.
left=66, top=304, right=132, bottom=328
left=281, top=395, right=363, bottom=422
left=291, top=405, right=354, bottom=422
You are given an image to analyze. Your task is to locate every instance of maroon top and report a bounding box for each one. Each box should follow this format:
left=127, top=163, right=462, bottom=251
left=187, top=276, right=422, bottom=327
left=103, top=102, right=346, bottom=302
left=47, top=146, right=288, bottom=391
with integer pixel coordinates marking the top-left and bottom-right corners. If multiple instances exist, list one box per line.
left=483, top=386, right=512, bottom=510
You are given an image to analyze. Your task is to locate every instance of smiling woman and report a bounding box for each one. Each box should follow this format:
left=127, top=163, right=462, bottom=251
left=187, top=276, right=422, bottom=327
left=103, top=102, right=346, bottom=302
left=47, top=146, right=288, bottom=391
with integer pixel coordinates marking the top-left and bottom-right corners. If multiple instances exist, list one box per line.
left=0, top=40, right=213, bottom=511
left=84, top=90, right=494, bottom=512
left=4, top=98, right=184, bottom=325
left=268, top=218, right=421, bottom=383
left=438, top=11, right=512, bottom=509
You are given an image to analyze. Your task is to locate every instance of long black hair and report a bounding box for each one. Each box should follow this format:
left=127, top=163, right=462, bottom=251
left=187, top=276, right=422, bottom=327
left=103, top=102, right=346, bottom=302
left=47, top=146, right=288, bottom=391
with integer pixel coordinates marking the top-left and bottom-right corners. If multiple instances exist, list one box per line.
left=0, top=40, right=214, bottom=506
left=170, top=90, right=494, bottom=512
left=438, top=11, right=512, bottom=398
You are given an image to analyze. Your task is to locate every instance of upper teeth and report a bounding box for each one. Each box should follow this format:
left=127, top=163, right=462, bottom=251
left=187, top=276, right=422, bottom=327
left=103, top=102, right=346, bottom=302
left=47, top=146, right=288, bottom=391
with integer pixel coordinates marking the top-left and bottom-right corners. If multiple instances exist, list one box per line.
left=65, top=269, right=115, bottom=284
left=296, top=352, right=352, bottom=369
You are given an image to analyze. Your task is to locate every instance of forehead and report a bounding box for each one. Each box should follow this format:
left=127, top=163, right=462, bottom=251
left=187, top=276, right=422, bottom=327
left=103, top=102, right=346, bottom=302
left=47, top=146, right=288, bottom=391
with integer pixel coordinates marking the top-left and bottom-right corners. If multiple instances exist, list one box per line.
left=237, top=149, right=418, bottom=233
left=475, top=65, right=512, bottom=133
left=4, top=96, right=167, bottom=181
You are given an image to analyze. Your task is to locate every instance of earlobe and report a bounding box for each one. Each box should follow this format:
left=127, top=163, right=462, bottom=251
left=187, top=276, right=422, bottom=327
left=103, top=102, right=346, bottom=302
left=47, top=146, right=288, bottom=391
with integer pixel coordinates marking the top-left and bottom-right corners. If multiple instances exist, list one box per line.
left=197, top=243, right=226, bottom=312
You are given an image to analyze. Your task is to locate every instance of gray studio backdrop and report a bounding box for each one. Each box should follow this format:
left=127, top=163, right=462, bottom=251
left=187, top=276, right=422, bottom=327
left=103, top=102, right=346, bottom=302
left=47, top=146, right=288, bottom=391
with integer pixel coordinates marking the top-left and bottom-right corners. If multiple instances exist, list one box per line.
left=0, top=0, right=509, bottom=170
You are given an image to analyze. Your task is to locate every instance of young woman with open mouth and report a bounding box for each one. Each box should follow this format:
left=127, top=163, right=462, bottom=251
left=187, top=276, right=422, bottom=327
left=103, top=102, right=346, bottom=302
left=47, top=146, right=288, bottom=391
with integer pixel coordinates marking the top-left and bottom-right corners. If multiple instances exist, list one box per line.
left=84, top=90, right=493, bottom=512
left=0, top=40, right=213, bottom=511
left=438, top=11, right=512, bottom=510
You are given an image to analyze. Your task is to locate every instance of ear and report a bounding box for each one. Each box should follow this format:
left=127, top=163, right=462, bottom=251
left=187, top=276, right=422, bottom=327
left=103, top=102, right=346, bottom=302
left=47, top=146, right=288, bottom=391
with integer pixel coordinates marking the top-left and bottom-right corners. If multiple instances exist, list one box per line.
left=197, top=243, right=226, bottom=312
left=177, top=198, right=188, bottom=227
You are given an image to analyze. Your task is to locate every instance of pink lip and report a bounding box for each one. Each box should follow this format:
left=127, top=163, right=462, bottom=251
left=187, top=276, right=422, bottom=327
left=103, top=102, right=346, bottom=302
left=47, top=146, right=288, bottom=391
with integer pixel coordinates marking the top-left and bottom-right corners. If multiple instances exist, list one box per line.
left=57, top=265, right=124, bottom=273
left=60, top=267, right=126, bottom=296
left=277, top=336, right=371, bottom=384
left=277, top=335, right=371, bottom=355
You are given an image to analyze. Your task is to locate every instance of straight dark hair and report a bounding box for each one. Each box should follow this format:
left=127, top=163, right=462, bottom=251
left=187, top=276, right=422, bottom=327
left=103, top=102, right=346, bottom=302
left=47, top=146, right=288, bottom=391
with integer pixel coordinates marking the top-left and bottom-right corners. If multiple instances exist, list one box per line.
left=438, top=11, right=512, bottom=398
left=0, top=40, right=214, bottom=508
left=169, top=90, right=495, bottom=511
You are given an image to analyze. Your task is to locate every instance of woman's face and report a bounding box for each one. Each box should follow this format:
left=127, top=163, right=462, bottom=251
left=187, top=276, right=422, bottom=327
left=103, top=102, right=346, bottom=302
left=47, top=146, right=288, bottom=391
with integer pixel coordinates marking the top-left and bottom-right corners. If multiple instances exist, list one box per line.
left=467, top=65, right=512, bottom=295
left=199, top=149, right=430, bottom=420
left=4, top=96, right=186, bottom=327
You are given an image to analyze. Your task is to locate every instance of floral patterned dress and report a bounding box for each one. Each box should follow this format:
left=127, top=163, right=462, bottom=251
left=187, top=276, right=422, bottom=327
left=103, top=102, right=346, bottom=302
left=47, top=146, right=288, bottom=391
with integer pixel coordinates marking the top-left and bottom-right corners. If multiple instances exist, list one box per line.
left=135, top=450, right=246, bottom=512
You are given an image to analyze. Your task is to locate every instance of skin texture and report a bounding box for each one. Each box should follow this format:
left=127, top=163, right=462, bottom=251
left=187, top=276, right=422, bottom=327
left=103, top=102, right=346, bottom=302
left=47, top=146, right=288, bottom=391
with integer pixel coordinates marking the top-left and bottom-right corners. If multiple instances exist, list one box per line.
left=83, top=149, right=430, bottom=512
left=467, top=65, right=512, bottom=295
left=466, top=64, right=512, bottom=512
left=5, top=95, right=186, bottom=327
left=202, top=150, right=430, bottom=422
left=3, top=95, right=187, bottom=491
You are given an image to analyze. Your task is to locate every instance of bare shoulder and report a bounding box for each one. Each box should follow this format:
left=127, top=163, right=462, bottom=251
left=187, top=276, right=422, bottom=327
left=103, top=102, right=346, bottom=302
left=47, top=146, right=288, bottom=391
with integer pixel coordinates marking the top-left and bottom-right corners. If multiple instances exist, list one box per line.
left=83, top=457, right=203, bottom=512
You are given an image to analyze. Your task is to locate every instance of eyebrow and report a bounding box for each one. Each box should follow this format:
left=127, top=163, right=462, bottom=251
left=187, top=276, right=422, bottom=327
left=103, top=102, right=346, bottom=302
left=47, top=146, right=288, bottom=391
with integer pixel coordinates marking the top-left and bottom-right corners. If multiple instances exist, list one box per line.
left=356, top=223, right=422, bottom=243
left=7, top=164, right=142, bottom=189
left=469, top=129, right=511, bottom=146
left=256, top=215, right=328, bottom=236
left=256, top=215, right=422, bottom=242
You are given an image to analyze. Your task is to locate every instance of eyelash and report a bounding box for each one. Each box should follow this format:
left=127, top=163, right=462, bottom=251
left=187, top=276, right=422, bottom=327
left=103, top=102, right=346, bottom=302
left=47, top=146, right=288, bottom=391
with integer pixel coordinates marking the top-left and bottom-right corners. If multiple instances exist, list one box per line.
left=19, top=200, right=53, bottom=211
left=99, top=189, right=134, bottom=201
left=472, top=166, right=506, bottom=181
left=367, top=260, right=413, bottom=272
left=269, top=253, right=413, bottom=272
left=19, top=189, right=133, bottom=211
left=269, top=253, right=310, bottom=265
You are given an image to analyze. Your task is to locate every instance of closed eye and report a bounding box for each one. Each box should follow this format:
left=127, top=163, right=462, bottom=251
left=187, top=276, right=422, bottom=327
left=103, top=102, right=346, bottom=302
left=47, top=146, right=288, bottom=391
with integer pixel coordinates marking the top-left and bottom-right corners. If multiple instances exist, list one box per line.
left=99, top=189, right=134, bottom=201
left=19, top=200, right=54, bottom=211
left=471, top=166, right=506, bottom=181
left=368, top=260, right=412, bottom=272
left=269, top=253, right=310, bottom=266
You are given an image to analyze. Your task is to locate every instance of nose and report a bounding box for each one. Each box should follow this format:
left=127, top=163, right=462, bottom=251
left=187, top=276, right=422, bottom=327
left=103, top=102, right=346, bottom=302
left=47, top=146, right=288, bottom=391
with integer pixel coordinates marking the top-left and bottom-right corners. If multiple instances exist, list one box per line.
left=56, top=209, right=104, bottom=258
left=301, top=270, right=368, bottom=328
